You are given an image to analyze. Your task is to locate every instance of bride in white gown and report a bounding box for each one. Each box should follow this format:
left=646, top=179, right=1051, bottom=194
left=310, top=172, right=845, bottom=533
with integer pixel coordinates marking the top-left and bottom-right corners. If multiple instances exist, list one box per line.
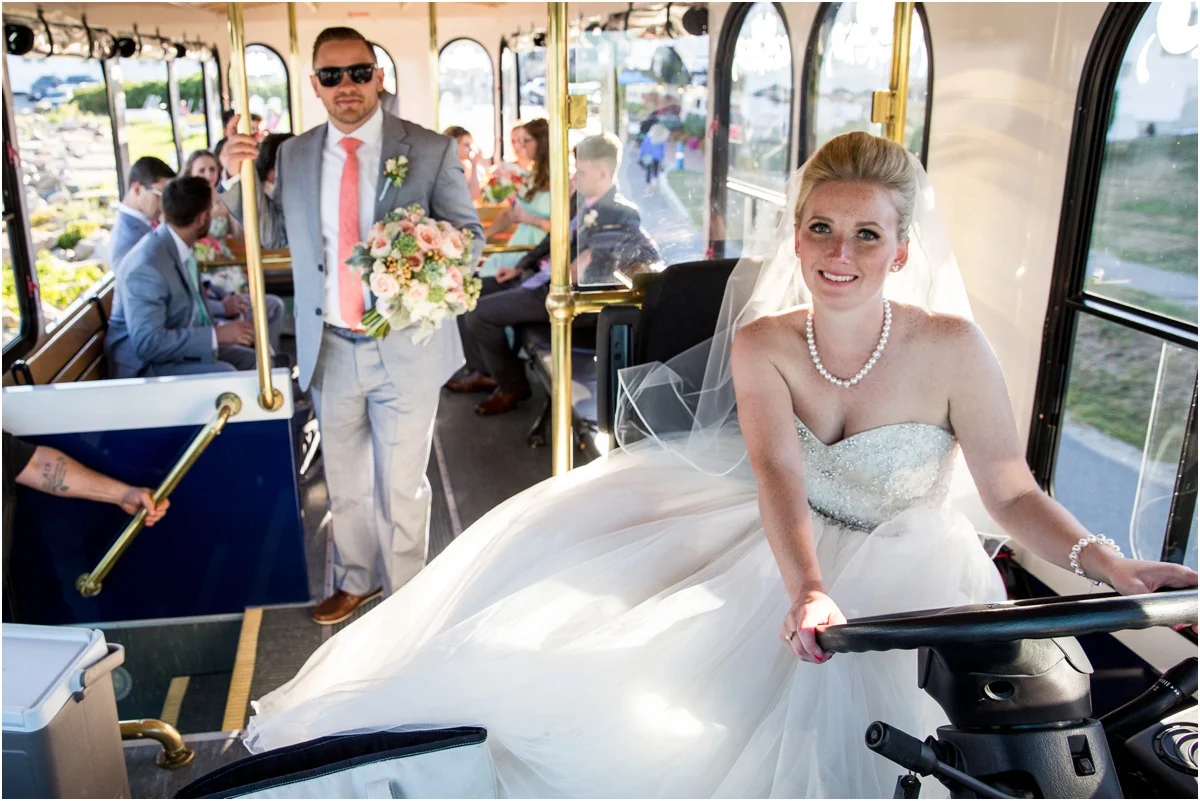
left=243, top=133, right=1196, bottom=797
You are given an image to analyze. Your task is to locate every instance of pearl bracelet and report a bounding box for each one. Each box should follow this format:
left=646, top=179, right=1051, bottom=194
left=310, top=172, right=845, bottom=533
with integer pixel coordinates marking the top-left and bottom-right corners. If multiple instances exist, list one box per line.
left=1069, top=534, right=1123, bottom=586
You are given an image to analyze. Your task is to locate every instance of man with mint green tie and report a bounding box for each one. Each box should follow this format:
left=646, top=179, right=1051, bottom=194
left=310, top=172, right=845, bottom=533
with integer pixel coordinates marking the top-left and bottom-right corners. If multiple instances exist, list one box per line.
left=104, top=176, right=257, bottom=377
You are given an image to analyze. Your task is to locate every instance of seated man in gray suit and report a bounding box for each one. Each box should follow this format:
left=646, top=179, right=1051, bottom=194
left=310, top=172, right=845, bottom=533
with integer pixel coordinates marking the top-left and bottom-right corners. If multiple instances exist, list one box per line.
left=105, top=177, right=256, bottom=377
left=109, top=157, right=175, bottom=272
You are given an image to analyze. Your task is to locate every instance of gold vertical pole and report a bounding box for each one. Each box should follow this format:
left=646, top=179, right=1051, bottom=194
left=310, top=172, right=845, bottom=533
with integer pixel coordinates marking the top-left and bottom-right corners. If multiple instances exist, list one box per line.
left=429, top=2, right=439, bottom=131
left=228, top=2, right=284, bottom=412
left=545, top=2, right=573, bottom=474
left=885, top=2, right=914, bottom=145
left=287, top=2, right=304, bottom=132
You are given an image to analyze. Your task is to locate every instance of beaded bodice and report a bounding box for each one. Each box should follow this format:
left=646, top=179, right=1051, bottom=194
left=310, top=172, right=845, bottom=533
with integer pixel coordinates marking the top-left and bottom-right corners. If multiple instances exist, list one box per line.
left=796, top=416, right=958, bottom=531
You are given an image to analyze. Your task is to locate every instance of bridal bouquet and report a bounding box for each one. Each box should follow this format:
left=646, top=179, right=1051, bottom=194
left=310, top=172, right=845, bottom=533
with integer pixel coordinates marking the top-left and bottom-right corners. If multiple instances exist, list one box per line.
left=481, top=163, right=528, bottom=205
left=346, top=204, right=482, bottom=343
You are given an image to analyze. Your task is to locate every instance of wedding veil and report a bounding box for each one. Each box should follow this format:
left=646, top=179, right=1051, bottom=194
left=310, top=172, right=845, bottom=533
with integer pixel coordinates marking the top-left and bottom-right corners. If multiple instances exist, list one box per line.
left=612, top=141, right=982, bottom=486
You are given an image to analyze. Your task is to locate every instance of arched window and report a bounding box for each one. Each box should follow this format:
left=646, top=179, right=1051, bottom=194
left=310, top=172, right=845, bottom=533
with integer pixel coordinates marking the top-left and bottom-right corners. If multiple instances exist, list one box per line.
left=1030, top=3, right=1198, bottom=570
left=120, top=57, right=177, bottom=168
left=438, top=38, right=496, bottom=159
left=372, top=43, right=397, bottom=95
left=803, top=2, right=932, bottom=163
left=712, top=2, right=794, bottom=258
left=243, top=44, right=291, bottom=134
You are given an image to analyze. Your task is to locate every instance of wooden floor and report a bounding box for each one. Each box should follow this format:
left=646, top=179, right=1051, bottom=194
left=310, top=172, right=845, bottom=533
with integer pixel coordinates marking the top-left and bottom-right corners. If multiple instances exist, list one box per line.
left=125, top=378, right=562, bottom=797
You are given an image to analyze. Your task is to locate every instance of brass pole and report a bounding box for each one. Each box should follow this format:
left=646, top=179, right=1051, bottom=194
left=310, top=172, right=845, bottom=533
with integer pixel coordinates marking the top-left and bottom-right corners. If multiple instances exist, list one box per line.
left=545, top=2, right=574, bottom=474
left=287, top=2, right=304, bottom=132
left=76, top=393, right=243, bottom=597
left=429, top=2, right=439, bottom=131
left=228, top=2, right=284, bottom=412
left=885, top=2, right=914, bottom=145
left=120, top=719, right=195, bottom=769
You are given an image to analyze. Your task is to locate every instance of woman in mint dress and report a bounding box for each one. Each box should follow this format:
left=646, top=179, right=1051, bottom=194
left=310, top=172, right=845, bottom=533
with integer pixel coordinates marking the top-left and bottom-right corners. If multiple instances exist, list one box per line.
left=479, top=119, right=551, bottom=278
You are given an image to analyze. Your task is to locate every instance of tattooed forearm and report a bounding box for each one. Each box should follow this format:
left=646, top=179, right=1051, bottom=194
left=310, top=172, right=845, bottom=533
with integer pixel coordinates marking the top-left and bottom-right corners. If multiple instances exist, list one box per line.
left=41, top=455, right=70, bottom=494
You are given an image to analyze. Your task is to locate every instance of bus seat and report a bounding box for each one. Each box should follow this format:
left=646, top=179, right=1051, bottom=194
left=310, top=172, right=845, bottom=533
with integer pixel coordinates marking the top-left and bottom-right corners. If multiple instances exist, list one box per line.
left=595, top=258, right=739, bottom=437
left=516, top=322, right=599, bottom=450
left=5, top=274, right=115, bottom=387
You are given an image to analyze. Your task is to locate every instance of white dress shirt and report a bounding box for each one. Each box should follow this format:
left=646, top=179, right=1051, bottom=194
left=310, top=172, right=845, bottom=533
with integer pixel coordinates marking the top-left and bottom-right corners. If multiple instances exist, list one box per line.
left=321, top=106, right=384, bottom=329
left=118, top=202, right=153, bottom=227
left=166, top=225, right=217, bottom=351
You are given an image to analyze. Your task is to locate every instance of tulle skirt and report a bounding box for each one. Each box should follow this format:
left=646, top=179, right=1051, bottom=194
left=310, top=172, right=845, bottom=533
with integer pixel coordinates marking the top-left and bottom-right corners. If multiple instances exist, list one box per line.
left=245, top=440, right=1006, bottom=797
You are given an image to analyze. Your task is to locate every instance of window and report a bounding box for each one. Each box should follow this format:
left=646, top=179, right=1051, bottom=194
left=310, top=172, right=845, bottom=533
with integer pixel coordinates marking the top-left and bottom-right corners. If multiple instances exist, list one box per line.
left=517, top=48, right=547, bottom=121
left=373, top=44, right=397, bottom=96
left=438, top=39, right=496, bottom=159
left=174, top=59, right=209, bottom=154
left=119, top=57, right=178, bottom=169
left=714, top=2, right=794, bottom=258
left=7, top=55, right=119, bottom=333
left=1031, top=3, right=1198, bottom=570
left=804, top=2, right=932, bottom=163
left=244, top=44, right=290, bottom=134
left=499, top=40, right=519, bottom=159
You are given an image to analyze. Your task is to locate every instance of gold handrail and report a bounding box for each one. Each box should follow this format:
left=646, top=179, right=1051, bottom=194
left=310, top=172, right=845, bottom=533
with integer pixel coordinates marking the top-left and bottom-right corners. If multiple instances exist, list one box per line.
left=198, top=255, right=293, bottom=269
left=546, top=1, right=573, bottom=475
left=287, top=2, right=303, bottom=133
left=228, top=2, right=284, bottom=413
left=429, top=3, right=440, bottom=131
left=120, top=719, right=195, bottom=769
left=481, top=244, right=535, bottom=256
left=76, top=393, right=243, bottom=597
left=871, top=2, right=914, bottom=145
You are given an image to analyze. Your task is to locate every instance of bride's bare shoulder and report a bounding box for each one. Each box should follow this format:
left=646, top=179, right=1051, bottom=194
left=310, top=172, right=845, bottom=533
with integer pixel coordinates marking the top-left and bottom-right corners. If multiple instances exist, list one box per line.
left=901, top=305, right=995, bottom=361
left=731, top=308, right=808, bottom=370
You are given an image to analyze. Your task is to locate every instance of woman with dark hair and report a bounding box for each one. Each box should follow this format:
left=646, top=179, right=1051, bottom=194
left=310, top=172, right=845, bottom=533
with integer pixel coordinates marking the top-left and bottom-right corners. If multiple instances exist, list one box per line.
left=444, top=126, right=485, bottom=202
left=255, top=132, right=294, bottom=198
left=479, top=118, right=551, bottom=279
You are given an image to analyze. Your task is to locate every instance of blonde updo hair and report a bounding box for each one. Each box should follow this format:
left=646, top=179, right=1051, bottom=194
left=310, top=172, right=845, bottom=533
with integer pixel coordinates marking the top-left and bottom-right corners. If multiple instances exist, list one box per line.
left=793, top=131, right=918, bottom=238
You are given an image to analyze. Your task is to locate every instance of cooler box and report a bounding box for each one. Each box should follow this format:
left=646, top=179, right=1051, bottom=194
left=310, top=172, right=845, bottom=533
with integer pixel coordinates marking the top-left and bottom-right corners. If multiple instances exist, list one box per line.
left=2, top=623, right=130, bottom=798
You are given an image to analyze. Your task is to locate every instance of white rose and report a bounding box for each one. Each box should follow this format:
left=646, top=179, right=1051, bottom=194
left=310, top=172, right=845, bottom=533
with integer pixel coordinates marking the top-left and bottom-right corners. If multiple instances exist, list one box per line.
left=370, top=272, right=401, bottom=299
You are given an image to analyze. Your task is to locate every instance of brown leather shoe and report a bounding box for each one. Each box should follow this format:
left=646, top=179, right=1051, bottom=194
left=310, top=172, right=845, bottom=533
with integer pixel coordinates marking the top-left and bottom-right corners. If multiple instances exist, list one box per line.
left=445, top=372, right=498, bottom=393
left=310, top=588, right=381, bottom=625
left=474, top=383, right=533, bottom=416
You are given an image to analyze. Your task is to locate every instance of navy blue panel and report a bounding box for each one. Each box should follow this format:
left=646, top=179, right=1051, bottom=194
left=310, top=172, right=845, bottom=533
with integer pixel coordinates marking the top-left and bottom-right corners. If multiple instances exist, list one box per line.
left=6, top=420, right=308, bottom=624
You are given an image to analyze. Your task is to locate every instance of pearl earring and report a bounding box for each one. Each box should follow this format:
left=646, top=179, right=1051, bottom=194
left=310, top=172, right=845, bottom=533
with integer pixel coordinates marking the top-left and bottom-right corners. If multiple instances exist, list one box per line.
left=890, top=264, right=902, bottom=272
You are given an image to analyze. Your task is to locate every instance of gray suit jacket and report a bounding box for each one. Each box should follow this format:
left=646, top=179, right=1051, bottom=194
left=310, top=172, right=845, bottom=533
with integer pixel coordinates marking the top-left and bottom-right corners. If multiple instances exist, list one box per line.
left=109, top=211, right=153, bottom=272
left=105, top=225, right=215, bottom=378
left=221, top=112, right=483, bottom=390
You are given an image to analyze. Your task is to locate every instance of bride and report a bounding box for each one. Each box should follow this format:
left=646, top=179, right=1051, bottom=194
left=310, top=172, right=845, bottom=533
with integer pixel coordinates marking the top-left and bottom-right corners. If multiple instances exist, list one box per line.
left=243, top=132, right=1196, bottom=797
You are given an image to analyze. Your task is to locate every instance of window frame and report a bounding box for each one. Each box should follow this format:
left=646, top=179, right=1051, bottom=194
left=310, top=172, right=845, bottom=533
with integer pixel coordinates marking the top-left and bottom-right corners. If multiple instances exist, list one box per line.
left=203, top=53, right=225, bottom=147
left=241, top=42, right=293, bottom=134
left=498, top=36, right=519, bottom=159
left=2, top=71, right=39, bottom=367
left=1027, top=1, right=1198, bottom=565
left=799, top=1, right=934, bottom=166
left=709, top=1, right=796, bottom=260
left=370, top=42, right=398, bottom=96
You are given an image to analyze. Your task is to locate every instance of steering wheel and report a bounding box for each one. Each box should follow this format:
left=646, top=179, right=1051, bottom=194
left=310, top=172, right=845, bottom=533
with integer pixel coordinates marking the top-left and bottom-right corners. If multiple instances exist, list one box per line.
left=815, top=589, right=1197, bottom=654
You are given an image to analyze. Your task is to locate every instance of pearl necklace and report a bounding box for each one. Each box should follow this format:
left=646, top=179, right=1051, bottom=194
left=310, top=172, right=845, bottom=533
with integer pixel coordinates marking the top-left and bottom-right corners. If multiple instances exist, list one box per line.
left=806, top=300, right=891, bottom=388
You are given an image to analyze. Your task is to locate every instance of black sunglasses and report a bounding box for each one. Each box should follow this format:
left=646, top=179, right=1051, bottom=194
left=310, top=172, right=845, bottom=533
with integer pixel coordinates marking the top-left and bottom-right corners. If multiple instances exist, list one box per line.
left=315, top=63, right=377, bottom=87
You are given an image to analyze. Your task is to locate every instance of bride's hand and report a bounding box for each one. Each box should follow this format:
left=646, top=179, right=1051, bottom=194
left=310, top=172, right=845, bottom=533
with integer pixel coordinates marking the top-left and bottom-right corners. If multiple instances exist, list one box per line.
left=781, top=589, right=847, bottom=664
left=1101, top=556, right=1198, bottom=633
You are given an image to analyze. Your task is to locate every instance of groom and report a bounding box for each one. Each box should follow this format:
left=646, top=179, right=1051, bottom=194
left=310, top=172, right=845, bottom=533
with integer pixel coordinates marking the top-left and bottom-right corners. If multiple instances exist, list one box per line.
left=220, top=27, right=482, bottom=624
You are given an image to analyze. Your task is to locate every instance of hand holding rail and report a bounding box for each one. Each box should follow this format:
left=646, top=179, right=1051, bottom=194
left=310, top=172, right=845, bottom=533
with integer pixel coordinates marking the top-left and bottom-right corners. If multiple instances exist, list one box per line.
left=76, top=393, right=243, bottom=597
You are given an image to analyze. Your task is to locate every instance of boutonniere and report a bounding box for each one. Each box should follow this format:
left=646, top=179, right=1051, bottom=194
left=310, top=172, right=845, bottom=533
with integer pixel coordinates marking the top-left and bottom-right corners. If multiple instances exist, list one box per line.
left=583, top=209, right=599, bottom=229
left=379, top=156, right=409, bottom=200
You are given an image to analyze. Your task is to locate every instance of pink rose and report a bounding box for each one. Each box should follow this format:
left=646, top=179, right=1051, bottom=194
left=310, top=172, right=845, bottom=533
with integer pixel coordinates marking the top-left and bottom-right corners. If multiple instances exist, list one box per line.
left=437, top=220, right=455, bottom=234
left=368, top=222, right=385, bottom=239
left=406, top=282, right=429, bottom=304
left=398, top=220, right=415, bottom=234
left=408, top=212, right=423, bottom=225
left=414, top=223, right=443, bottom=252
left=369, top=272, right=401, bottom=299
left=404, top=253, right=425, bottom=270
left=368, top=235, right=391, bottom=258
left=444, top=265, right=463, bottom=290
left=440, top=230, right=465, bottom=260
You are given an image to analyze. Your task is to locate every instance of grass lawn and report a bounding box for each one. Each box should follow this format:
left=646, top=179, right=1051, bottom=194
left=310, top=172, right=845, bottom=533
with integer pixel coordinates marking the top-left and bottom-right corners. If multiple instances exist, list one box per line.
left=127, top=119, right=179, bottom=169
left=1090, top=134, right=1197, bottom=277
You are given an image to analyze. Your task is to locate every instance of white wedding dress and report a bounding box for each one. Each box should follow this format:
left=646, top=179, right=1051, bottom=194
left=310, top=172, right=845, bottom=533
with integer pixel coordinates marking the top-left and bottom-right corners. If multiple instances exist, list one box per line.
left=244, top=417, right=1007, bottom=797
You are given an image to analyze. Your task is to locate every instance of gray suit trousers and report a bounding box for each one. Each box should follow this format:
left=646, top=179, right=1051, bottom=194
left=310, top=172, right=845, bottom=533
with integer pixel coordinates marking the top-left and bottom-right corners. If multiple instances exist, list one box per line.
left=311, top=327, right=441, bottom=596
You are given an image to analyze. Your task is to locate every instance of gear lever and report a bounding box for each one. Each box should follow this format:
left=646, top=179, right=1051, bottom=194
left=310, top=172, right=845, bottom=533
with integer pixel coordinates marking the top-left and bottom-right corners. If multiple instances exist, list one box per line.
left=865, top=721, right=1017, bottom=800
